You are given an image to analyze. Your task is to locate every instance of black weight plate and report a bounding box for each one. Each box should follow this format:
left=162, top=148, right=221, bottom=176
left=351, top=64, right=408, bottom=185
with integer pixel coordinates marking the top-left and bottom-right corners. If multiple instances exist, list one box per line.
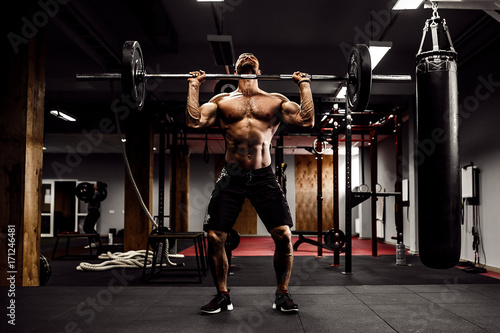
left=39, top=254, right=52, bottom=286
left=324, top=229, right=346, bottom=250
left=229, top=228, right=240, bottom=250
left=347, top=44, right=372, bottom=112
left=122, top=41, right=146, bottom=110
left=75, top=182, right=94, bottom=202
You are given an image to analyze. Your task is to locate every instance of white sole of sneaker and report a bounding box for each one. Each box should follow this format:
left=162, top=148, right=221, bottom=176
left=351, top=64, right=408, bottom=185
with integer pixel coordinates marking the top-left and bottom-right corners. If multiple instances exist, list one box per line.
left=201, top=303, right=233, bottom=314
left=272, top=303, right=299, bottom=312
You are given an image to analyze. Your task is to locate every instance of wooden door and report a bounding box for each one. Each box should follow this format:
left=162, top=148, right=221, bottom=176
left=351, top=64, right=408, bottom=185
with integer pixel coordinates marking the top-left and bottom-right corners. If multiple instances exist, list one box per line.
left=294, top=155, right=334, bottom=231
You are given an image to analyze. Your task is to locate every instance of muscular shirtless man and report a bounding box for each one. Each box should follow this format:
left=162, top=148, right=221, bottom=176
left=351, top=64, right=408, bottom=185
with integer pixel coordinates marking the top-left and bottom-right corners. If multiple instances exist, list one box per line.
left=186, top=53, right=314, bottom=314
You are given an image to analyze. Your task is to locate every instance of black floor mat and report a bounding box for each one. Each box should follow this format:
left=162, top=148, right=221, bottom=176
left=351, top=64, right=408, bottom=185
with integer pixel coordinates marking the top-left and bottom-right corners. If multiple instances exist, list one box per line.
left=44, top=254, right=499, bottom=288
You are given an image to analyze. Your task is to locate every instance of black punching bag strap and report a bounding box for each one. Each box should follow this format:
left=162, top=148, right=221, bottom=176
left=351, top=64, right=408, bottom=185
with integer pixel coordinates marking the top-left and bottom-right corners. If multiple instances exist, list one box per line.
left=442, top=20, right=456, bottom=53
left=417, top=19, right=429, bottom=56
left=430, top=3, right=441, bottom=52
left=431, top=20, right=440, bottom=51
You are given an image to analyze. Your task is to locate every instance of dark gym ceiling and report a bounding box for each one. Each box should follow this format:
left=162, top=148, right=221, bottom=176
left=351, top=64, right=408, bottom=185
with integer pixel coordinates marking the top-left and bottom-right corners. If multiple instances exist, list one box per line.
left=43, top=0, right=500, bottom=153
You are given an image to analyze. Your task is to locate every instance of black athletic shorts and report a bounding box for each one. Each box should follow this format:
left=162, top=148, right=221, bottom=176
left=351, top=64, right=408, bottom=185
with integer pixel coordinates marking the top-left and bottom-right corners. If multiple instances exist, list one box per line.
left=204, top=163, right=293, bottom=233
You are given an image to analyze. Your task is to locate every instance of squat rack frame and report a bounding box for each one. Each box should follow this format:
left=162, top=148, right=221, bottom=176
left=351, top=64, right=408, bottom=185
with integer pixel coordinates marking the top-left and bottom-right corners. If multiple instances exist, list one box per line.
left=318, top=105, right=405, bottom=274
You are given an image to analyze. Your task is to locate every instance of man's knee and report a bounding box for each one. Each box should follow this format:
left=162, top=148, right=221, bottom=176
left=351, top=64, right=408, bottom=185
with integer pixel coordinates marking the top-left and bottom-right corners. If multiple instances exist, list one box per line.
left=207, top=230, right=227, bottom=249
left=270, top=225, right=291, bottom=238
left=270, top=226, right=293, bottom=253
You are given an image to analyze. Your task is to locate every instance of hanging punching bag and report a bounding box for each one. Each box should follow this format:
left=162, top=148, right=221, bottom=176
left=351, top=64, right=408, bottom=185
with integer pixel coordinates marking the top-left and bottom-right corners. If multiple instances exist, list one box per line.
left=416, top=13, right=461, bottom=269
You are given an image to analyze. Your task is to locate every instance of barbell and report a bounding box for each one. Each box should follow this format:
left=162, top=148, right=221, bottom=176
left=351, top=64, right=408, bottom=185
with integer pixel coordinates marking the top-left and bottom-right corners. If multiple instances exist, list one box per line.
left=76, top=40, right=411, bottom=112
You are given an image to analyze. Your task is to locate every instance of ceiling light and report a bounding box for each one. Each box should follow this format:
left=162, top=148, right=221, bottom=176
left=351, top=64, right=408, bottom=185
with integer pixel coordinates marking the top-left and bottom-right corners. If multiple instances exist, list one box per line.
left=392, top=0, right=424, bottom=10
left=369, top=41, right=392, bottom=69
left=335, top=86, right=347, bottom=99
left=197, top=0, right=224, bottom=2
left=50, top=109, right=77, bottom=122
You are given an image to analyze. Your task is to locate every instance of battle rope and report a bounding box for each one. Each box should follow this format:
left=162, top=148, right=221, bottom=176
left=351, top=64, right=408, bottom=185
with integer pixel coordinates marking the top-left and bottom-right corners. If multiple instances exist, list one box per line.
left=76, top=250, right=185, bottom=271
left=113, top=109, right=158, bottom=229
left=113, top=104, right=185, bottom=268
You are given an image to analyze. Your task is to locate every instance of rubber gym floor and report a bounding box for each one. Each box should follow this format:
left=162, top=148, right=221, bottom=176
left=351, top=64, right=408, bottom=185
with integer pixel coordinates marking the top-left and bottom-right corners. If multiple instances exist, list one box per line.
left=2, top=236, right=500, bottom=333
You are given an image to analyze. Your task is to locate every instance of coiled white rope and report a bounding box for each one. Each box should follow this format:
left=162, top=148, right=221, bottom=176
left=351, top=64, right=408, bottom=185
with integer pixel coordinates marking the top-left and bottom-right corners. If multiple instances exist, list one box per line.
left=76, top=249, right=185, bottom=271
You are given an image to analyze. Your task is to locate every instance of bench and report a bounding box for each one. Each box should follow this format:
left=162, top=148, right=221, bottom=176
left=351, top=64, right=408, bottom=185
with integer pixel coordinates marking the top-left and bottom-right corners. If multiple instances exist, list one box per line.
left=292, top=230, right=330, bottom=251
left=51, top=233, right=102, bottom=260
left=142, top=232, right=207, bottom=283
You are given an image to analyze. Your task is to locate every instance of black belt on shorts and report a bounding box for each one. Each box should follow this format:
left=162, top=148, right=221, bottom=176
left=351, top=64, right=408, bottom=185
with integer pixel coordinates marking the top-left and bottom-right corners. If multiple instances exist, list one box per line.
left=223, top=163, right=273, bottom=183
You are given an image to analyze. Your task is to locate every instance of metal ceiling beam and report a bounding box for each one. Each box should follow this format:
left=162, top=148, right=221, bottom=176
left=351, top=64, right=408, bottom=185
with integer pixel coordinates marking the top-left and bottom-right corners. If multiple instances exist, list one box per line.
left=67, top=2, right=121, bottom=65
left=424, top=0, right=500, bottom=10
left=485, top=10, right=500, bottom=22
left=51, top=16, right=107, bottom=69
left=53, top=3, right=121, bottom=69
left=124, top=0, right=178, bottom=52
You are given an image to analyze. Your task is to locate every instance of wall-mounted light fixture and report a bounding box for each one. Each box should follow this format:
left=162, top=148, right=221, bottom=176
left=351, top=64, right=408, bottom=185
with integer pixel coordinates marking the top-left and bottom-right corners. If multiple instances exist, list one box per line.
left=50, top=109, right=77, bottom=122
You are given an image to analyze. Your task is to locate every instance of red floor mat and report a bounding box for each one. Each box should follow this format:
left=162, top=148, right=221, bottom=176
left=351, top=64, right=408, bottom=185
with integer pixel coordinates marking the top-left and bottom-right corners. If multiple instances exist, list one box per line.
left=480, top=271, right=500, bottom=280
left=180, top=236, right=397, bottom=257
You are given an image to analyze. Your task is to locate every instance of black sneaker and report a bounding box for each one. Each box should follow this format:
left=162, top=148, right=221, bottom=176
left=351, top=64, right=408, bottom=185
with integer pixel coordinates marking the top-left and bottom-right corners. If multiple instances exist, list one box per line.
left=272, top=291, right=299, bottom=313
left=200, top=293, right=233, bottom=314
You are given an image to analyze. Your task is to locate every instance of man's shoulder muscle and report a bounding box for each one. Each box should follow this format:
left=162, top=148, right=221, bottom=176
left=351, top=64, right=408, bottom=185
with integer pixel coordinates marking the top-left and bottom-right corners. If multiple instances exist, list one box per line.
left=267, top=92, right=289, bottom=103
left=209, top=92, right=231, bottom=104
